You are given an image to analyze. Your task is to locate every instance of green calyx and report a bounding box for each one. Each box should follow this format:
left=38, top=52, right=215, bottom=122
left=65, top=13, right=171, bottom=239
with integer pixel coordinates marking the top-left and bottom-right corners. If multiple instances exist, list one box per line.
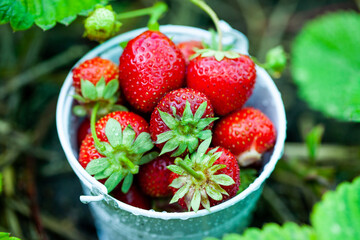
left=73, top=77, right=128, bottom=117
left=84, top=5, right=122, bottom=43
left=167, top=138, right=235, bottom=212
left=190, top=48, right=240, bottom=62
left=157, top=101, right=218, bottom=157
left=86, top=104, right=158, bottom=193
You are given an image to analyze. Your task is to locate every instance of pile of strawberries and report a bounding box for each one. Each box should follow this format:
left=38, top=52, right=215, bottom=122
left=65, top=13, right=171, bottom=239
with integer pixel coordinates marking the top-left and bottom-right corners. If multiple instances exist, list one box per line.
left=72, top=29, right=276, bottom=212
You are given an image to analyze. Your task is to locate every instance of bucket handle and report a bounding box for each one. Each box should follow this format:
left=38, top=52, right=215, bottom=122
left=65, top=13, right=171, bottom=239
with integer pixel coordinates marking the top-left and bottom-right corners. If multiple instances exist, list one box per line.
left=79, top=183, right=108, bottom=204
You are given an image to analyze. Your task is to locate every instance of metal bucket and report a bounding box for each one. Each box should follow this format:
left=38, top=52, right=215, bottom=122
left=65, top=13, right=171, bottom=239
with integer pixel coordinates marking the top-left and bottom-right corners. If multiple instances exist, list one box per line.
left=56, top=22, right=286, bottom=240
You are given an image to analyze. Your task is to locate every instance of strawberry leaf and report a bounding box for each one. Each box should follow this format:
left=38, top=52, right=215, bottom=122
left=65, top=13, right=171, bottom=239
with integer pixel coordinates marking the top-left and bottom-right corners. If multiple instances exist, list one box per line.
left=85, top=158, right=110, bottom=175
left=105, top=171, right=124, bottom=193
left=73, top=105, right=87, bottom=117
left=291, top=11, right=360, bottom=121
left=158, top=110, right=177, bottom=129
left=132, top=132, right=154, bottom=154
left=196, top=138, right=212, bottom=159
left=211, top=174, right=235, bottom=186
left=105, top=118, right=122, bottom=148
left=205, top=184, right=222, bottom=201
left=139, top=151, right=159, bottom=165
left=182, top=101, right=194, bottom=122
left=170, top=183, right=190, bottom=204
left=81, top=79, right=98, bottom=100
left=0, top=0, right=108, bottom=31
left=95, top=77, right=106, bottom=97
left=311, top=176, right=360, bottom=240
left=191, top=189, right=201, bottom=212
left=169, top=177, right=185, bottom=189
left=221, top=222, right=315, bottom=240
left=194, top=101, right=207, bottom=122
left=167, top=165, right=185, bottom=175
left=103, top=79, right=119, bottom=99
left=160, top=138, right=180, bottom=155
left=237, top=168, right=257, bottom=194
left=156, top=131, right=174, bottom=144
left=121, top=173, right=133, bottom=193
left=122, top=125, right=136, bottom=148
left=171, top=144, right=187, bottom=157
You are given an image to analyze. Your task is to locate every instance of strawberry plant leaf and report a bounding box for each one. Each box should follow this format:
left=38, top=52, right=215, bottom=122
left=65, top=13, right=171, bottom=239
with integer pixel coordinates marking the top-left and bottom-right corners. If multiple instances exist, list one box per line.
left=81, top=79, right=98, bottom=100
left=73, top=105, right=87, bottom=117
left=95, top=77, right=106, bottom=98
left=205, top=184, right=222, bottom=201
left=132, top=132, right=154, bottom=154
left=211, top=174, right=235, bottom=186
left=237, top=168, right=257, bottom=194
left=167, top=165, right=185, bottom=175
left=235, top=222, right=315, bottom=240
left=160, top=138, right=180, bottom=155
left=121, top=173, right=133, bottom=194
left=139, top=151, right=159, bottom=165
left=156, top=131, right=174, bottom=144
left=0, top=0, right=108, bottom=31
left=85, top=158, right=110, bottom=175
left=311, top=176, right=360, bottom=240
left=305, top=124, right=324, bottom=162
left=194, top=101, right=207, bottom=122
left=291, top=11, right=360, bottom=121
left=105, top=171, right=124, bottom=193
left=105, top=118, right=122, bottom=148
left=122, top=125, right=136, bottom=147
left=0, top=173, right=2, bottom=194
left=169, top=177, right=184, bottom=189
left=191, top=189, right=201, bottom=212
left=103, top=79, right=119, bottom=100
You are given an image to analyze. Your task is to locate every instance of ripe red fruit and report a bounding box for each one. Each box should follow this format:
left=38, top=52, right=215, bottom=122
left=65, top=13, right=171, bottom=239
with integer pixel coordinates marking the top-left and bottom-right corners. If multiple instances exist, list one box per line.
left=72, top=57, right=119, bottom=94
left=79, top=111, right=156, bottom=193
left=138, top=155, right=174, bottom=197
left=177, top=40, right=204, bottom=65
left=111, top=184, right=151, bottom=210
left=150, top=88, right=216, bottom=157
left=187, top=54, right=256, bottom=116
left=119, top=30, right=186, bottom=113
left=213, top=107, right=276, bottom=166
left=168, top=139, right=240, bottom=212
left=77, top=118, right=91, bottom=148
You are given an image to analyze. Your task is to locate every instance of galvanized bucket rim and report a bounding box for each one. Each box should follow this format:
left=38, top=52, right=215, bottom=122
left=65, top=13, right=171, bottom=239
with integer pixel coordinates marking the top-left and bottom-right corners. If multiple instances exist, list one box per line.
left=56, top=24, right=286, bottom=220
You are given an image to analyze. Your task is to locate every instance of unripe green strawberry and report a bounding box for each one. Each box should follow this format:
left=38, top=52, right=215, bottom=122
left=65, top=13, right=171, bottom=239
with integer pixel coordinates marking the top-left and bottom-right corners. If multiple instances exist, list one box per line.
left=83, top=5, right=122, bottom=43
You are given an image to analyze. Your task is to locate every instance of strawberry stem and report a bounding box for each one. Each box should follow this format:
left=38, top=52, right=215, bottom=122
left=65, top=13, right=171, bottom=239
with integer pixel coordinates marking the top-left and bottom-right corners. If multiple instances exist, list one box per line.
left=175, top=158, right=204, bottom=181
left=190, top=0, right=223, bottom=51
left=90, top=102, right=106, bottom=153
left=116, top=2, right=167, bottom=31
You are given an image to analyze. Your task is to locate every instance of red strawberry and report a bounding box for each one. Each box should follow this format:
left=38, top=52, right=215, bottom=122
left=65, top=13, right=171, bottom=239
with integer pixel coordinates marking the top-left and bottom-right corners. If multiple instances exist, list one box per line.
left=213, top=107, right=276, bottom=166
left=79, top=111, right=157, bottom=193
left=187, top=51, right=256, bottom=116
left=138, top=155, right=174, bottom=197
left=72, top=57, right=127, bottom=118
left=72, top=57, right=119, bottom=94
left=119, top=30, right=186, bottom=113
left=150, top=88, right=217, bottom=157
left=177, top=40, right=204, bottom=65
left=168, top=139, right=240, bottom=212
left=77, top=118, right=91, bottom=148
left=111, top=184, right=151, bottom=210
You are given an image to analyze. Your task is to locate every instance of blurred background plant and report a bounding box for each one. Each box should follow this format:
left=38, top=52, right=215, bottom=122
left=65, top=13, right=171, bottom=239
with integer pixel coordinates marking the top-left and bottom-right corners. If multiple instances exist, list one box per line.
left=0, top=0, right=359, bottom=239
